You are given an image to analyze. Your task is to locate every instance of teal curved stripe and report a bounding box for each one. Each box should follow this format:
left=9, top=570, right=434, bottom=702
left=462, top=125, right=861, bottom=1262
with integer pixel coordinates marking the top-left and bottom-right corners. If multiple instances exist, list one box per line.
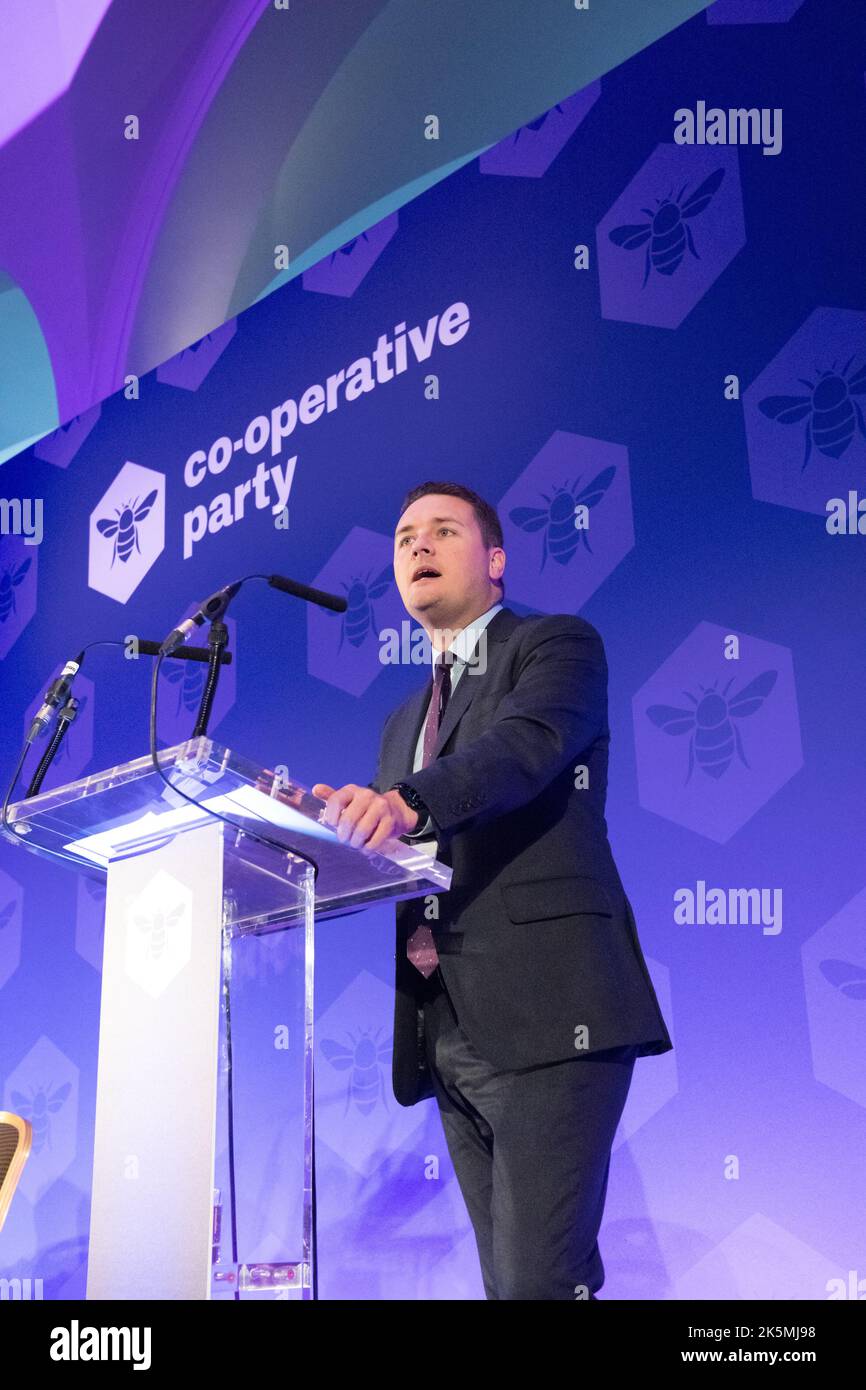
left=0, top=274, right=58, bottom=466
left=252, top=146, right=488, bottom=304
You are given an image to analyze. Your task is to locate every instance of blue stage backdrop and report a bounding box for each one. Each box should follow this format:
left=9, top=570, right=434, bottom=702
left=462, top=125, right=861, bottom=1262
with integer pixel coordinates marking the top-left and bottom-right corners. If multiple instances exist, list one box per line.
left=2, top=0, right=866, bottom=1300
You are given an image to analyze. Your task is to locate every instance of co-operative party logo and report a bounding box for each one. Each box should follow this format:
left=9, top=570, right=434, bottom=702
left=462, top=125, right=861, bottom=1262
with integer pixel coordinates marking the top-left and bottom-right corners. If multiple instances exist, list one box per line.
left=88, top=461, right=165, bottom=603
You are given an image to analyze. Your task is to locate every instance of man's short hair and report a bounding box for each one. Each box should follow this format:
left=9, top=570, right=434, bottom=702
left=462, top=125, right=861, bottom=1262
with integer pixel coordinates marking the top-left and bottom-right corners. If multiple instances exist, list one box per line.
left=398, top=481, right=505, bottom=594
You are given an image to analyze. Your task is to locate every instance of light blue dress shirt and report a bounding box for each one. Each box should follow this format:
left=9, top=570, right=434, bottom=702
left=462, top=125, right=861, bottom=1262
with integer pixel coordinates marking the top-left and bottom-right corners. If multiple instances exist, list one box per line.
left=403, top=601, right=503, bottom=851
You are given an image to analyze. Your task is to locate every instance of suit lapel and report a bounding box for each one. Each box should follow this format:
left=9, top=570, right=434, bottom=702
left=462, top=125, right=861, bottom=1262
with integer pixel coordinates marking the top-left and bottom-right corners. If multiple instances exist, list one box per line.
left=432, top=607, right=520, bottom=757
left=383, top=607, right=522, bottom=779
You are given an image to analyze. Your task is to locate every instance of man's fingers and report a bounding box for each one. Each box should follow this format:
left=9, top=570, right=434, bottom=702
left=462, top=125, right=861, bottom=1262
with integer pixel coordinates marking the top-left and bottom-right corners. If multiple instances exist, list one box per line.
left=311, top=784, right=394, bottom=843
left=318, top=783, right=363, bottom=829
left=363, top=819, right=400, bottom=853
left=332, top=786, right=379, bottom=839
left=349, top=803, right=393, bottom=849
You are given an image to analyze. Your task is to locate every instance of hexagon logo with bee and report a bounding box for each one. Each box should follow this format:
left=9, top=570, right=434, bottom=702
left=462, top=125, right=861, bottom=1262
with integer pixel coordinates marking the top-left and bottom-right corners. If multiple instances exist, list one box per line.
left=498, top=430, right=634, bottom=613
left=156, top=319, right=237, bottom=392
left=707, top=0, right=806, bottom=23
left=745, top=307, right=866, bottom=516
left=0, top=534, right=38, bottom=659
left=156, top=613, right=237, bottom=747
left=801, top=884, right=866, bottom=1109
left=0, top=864, right=23, bottom=990
left=302, top=213, right=398, bottom=298
left=4, top=1035, right=78, bottom=1202
left=88, top=461, right=165, bottom=604
left=478, top=85, right=601, bottom=179
left=307, top=526, right=406, bottom=696
left=32, top=404, right=101, bottom=469
left=124, top=869, right=193, bottom=998
left=633, top=622, right=803, bottom=843
left=597, top=143, right=745, bottom=329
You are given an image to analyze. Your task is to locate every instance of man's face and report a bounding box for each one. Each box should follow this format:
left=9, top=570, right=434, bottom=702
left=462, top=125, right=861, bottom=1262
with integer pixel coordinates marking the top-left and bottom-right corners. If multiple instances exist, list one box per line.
left=393, top=492, right=504, bottom=634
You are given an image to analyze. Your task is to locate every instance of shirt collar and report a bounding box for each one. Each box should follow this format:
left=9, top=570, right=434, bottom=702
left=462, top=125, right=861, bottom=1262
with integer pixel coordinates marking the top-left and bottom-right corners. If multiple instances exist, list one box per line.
left=432, top=602, right=503, bottom=670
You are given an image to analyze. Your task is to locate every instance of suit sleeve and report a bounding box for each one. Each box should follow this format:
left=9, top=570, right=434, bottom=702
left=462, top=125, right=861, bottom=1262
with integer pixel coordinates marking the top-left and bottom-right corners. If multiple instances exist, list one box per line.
left=394, top=616, right=607, bottom=844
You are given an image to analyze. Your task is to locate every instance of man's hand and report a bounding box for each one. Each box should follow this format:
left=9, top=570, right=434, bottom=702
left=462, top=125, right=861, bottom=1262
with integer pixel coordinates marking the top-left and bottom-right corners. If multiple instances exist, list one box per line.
left=311, top=783, right=419, bottom=852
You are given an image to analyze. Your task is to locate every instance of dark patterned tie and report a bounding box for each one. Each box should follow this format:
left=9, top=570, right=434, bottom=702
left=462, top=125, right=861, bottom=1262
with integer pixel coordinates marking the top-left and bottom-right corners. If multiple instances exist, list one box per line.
left=406, top=653, right=453, bottom=977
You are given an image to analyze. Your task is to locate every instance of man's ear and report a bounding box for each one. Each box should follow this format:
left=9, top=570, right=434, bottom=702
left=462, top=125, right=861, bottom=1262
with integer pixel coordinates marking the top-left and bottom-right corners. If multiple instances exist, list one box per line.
left=489, top=547, right=506, bottom=583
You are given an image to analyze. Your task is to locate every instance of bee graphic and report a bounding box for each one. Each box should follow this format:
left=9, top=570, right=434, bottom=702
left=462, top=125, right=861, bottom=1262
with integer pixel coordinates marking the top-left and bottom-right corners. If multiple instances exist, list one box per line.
left=11, top=1081, right=72, bottom=1154
left=136, top=902, right=185, bottom=961
left=646, top=669, right=778, bottom=784
left=758, top=356, right=866, bottom=471
left=326, top=565, right=392, bottom=650
left=96, top=490, right=158, bottom=566
left=321, top=1028, right=392, bottom=1116
left=819, top=959, right=866, bottom=1001
left=609, top=167, right=725, bottom=288
left=509, top=467, right=616, bottom=571
left=161, top=657, right=206, bottom=717
left=0, top=899, right=16, bottom=931
left=512, top=103, right=564, bottom=141
left=328, top=230, right=370, bottom=265
left=0, top=557, right=32, bottom=622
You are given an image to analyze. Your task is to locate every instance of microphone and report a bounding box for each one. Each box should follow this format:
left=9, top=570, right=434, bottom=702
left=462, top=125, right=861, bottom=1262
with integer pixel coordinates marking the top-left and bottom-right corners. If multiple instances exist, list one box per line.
left=267, top=574, right=347, bottom=613
left=159, top=581, right=242, bottom=656
left=136, top=640, right=233, bottom=665
left=27, top=651, right=85, bottom=739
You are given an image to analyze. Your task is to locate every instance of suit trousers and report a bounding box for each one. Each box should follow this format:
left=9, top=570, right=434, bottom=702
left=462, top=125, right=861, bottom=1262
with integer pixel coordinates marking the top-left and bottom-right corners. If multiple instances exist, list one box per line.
left=420, top=964, right=637, bottom=1300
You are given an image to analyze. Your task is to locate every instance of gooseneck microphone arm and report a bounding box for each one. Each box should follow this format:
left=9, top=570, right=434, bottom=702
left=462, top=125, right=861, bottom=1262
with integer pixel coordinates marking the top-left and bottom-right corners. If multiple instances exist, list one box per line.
left=158, top=573, right=347, bottom=735
left=26, top=697, right=81, bottom=798
left=192, top=618, right=230, bottom=738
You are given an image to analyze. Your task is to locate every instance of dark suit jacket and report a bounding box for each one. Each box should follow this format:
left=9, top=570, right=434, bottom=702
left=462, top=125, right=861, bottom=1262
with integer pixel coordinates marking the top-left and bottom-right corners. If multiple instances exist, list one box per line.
left=371, top=606, right=673, bottom=1108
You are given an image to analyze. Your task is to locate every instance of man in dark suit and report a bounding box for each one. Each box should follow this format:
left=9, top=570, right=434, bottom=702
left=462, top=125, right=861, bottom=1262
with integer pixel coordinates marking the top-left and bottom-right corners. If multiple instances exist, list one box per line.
left=313, top=481, right=672, bottom=1300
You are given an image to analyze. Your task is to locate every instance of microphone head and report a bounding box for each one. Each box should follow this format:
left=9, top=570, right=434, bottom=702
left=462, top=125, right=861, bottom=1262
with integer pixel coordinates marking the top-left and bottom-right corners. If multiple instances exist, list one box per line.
left=268, top=574, right=347, bottom=613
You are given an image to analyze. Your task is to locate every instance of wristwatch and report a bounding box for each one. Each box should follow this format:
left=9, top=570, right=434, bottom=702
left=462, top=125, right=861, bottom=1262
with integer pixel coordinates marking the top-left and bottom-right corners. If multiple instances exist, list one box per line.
left=390, top=781, right=431, bottom=829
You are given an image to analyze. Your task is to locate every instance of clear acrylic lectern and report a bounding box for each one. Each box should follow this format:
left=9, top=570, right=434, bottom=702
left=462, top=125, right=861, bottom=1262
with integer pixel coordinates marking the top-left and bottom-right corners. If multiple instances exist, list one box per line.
left=6, top=737, right=451, bottom=1301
